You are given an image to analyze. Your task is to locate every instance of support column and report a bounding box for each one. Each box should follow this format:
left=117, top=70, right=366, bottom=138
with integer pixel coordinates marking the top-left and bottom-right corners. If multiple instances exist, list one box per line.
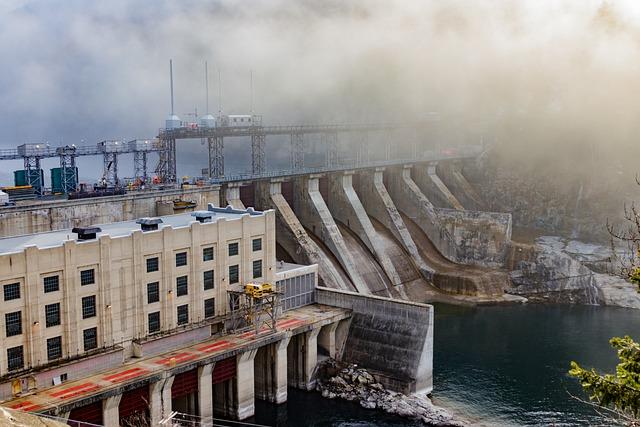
left=289, top=328, right=321, bottom=391
left=318, top=322, right=339, bottom=358
left=208, top=136, right=224, bottom=179
left=198, top=363, right=215, bottom=419
left=251, top=132, right=266, bottom=175
left=102, top=394, right=122, bottom=427
left=149, top=374, right=175, bottom=425
left=255, top=335, right=291, bottom=404
left=235, top=349, right=258, bottom=420
left=303, top=328, right=320, bottom=390
left=224, top=184, right=245, bottom=209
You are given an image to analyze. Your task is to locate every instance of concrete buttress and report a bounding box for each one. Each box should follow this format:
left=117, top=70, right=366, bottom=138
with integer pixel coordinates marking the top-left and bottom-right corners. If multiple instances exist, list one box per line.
left=224, top=184, right=246, bottom=209
left=293, top=175, right=369, bottom=294
left=355, top=168, right=435, bottom=281
left=327, top=172, right=403, bottom=294
left=254, top=180, right=353, bottom=291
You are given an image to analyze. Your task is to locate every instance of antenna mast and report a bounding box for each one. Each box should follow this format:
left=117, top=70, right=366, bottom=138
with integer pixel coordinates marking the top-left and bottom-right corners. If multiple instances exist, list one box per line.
left=250, top=69, right=254, bottom=115
left=218, top=69, right=222, bottom=116
left=169, top=59, right=175, bottom=116
left=205, top=61, right=210, bottom=114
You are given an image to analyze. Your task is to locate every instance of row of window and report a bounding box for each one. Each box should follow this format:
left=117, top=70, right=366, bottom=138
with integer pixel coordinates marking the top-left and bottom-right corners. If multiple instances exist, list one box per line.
left=5, top=296, right=96, bottom=338
left=3, top=268, right=97, bottom=302
left=6, top=327, right=98, bottom=372
left=147, top=298, right=216, bottom=334
left=145, top=239, right=262, bottom=273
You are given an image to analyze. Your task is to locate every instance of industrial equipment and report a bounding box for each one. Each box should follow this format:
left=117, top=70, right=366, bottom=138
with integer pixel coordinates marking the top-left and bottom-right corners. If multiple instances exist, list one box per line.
left=244, top=282, right=274, bottom=298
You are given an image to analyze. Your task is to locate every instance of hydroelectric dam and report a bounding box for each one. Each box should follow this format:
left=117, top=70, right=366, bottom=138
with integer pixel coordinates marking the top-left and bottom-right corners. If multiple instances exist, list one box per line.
left=2, top=117, right=633, bottom=426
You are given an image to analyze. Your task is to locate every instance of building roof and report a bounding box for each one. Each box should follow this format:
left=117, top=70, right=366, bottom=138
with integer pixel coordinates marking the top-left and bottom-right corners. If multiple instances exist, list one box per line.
left=0, top=205, right=264, bottom=255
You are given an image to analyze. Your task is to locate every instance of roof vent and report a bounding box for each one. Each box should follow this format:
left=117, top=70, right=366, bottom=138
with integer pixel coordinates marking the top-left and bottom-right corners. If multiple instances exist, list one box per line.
left=192, top=211, right=215, bottom=223
left=72, top=226, right=101, bottom=241
left=136, top=217, right=163, bottom=231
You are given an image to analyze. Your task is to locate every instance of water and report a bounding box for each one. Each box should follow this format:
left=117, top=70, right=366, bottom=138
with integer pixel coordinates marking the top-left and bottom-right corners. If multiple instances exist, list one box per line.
left=433, top=303, right=640, bottom=426
left=249, top=304, right=639, bottom=426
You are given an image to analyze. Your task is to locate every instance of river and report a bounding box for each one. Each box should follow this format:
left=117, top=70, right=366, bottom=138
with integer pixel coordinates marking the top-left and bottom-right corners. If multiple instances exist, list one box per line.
left=244, top=304, right=639, bottom=426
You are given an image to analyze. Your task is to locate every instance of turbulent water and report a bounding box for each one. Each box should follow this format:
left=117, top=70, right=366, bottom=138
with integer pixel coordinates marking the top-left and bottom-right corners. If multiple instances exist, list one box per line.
left=246, top=304, right=639, bottom=426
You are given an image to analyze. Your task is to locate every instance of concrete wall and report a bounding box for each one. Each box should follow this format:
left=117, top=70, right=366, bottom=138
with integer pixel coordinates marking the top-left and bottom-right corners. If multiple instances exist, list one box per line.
left=0, top=186, right=220, bottom=237
left=387, top=165, right=511, bottom=268
left=315, top=287, right=433, bottom=394
left=436, top=208, right=512, bottom=268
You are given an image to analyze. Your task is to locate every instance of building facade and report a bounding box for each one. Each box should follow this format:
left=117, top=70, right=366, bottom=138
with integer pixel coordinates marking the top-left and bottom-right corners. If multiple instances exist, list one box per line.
left=0, top=205, right=275, bottom=391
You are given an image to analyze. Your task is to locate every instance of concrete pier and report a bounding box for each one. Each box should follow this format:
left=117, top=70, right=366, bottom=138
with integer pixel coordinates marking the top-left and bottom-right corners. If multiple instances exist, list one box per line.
left=224, top=183, right=246, bottom=209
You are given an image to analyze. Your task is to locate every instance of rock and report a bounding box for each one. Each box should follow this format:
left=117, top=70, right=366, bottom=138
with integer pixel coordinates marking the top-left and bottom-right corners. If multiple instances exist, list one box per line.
left=315, top=359, right=465, bottom=426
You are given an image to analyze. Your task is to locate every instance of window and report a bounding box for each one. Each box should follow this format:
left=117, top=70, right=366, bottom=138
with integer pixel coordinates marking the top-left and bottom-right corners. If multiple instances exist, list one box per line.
left=175, top=252, right=187, bottom=267
left=5, top=311, right=21, bottom=337
left=253, top=260, right=263, bottom=279
left=177, top=304, right=189, bottom=325
left=204, top=298, right=215, bottom=318
left=147, top=282, right=160, bottom=304
left=148, top=312, right=160, bottom=333
left=229, top=265, right=239, bottom=284
left=43, top=275, right=59, bottom=293
left=228, top=242, right=239, bottom=257
left=47, top=336, right=62, bottom=361
left=7, top=346, right=23, bottom=371
left=146, top=257, right=159, bottom=273
left=203, top=247, right=214, bottom=262
left=252, top=238, right=262, bottom=252
left=80, top=269, right=95, bottom=286
left=82, top=295, right=96, bottom=319
left=203, top=270, right=214, bottom=290
left=176, top=276, right=188, bottom=297
left=83, top=327, right=97, bottom=351
left=3, top=283, right=20, bottom=301
left=45, top=303, right=60, bottom=327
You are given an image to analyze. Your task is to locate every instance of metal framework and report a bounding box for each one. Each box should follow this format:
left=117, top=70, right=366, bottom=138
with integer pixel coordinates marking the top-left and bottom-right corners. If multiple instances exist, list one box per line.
left=227, top=288, right=281, bottom=334
left=251, top=132, right=266, bottom=175
left=290, top=133, right=304, bottom=170
left=155, top=138, right=176, bottom=184
left=23, top=156, right=42, bottom=194
left=133, top=151, right=148, bottom=184
left=207, top=136, right=224, bottom=179
left=57, top=145, right=77, bottom=193
left=102, top=152, right=119, bottom=187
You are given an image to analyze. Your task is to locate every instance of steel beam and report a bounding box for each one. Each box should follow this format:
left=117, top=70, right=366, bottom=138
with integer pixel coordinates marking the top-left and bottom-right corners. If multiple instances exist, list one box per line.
left=251, top=132, right=266, bottom=175
left=154, top=138, right=176, bottom=183
left=208, top=136, right=224, bottom=179
left=290, top=133, right=304, bottom=170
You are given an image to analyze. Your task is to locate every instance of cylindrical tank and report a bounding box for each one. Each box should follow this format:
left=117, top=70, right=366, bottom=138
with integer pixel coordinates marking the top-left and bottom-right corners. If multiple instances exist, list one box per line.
left=165, top=115, right=182, bottom=129
left=198, top=114, right=216, bottom=128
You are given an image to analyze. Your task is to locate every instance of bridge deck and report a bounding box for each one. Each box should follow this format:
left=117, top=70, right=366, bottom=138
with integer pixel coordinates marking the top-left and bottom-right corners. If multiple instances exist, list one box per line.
left=1, top=304, right=350, bottom=415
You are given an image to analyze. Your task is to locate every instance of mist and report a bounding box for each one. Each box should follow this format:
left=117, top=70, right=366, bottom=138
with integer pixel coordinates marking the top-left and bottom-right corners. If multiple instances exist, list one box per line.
left=1, top=0, right=640, bottom=220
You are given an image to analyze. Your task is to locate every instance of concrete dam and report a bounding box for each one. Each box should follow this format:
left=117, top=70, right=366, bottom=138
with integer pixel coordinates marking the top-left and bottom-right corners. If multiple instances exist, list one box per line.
left=0, top=158, right=515, bottom=304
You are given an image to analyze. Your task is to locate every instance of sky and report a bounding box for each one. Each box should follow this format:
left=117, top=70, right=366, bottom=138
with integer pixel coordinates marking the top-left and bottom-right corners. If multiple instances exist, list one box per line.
left=1, top=0, right=640, bottom=184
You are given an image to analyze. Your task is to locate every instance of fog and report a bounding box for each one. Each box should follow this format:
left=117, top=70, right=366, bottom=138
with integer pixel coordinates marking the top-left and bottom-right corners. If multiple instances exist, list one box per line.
left=1, top=0, right=640, bottom=225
